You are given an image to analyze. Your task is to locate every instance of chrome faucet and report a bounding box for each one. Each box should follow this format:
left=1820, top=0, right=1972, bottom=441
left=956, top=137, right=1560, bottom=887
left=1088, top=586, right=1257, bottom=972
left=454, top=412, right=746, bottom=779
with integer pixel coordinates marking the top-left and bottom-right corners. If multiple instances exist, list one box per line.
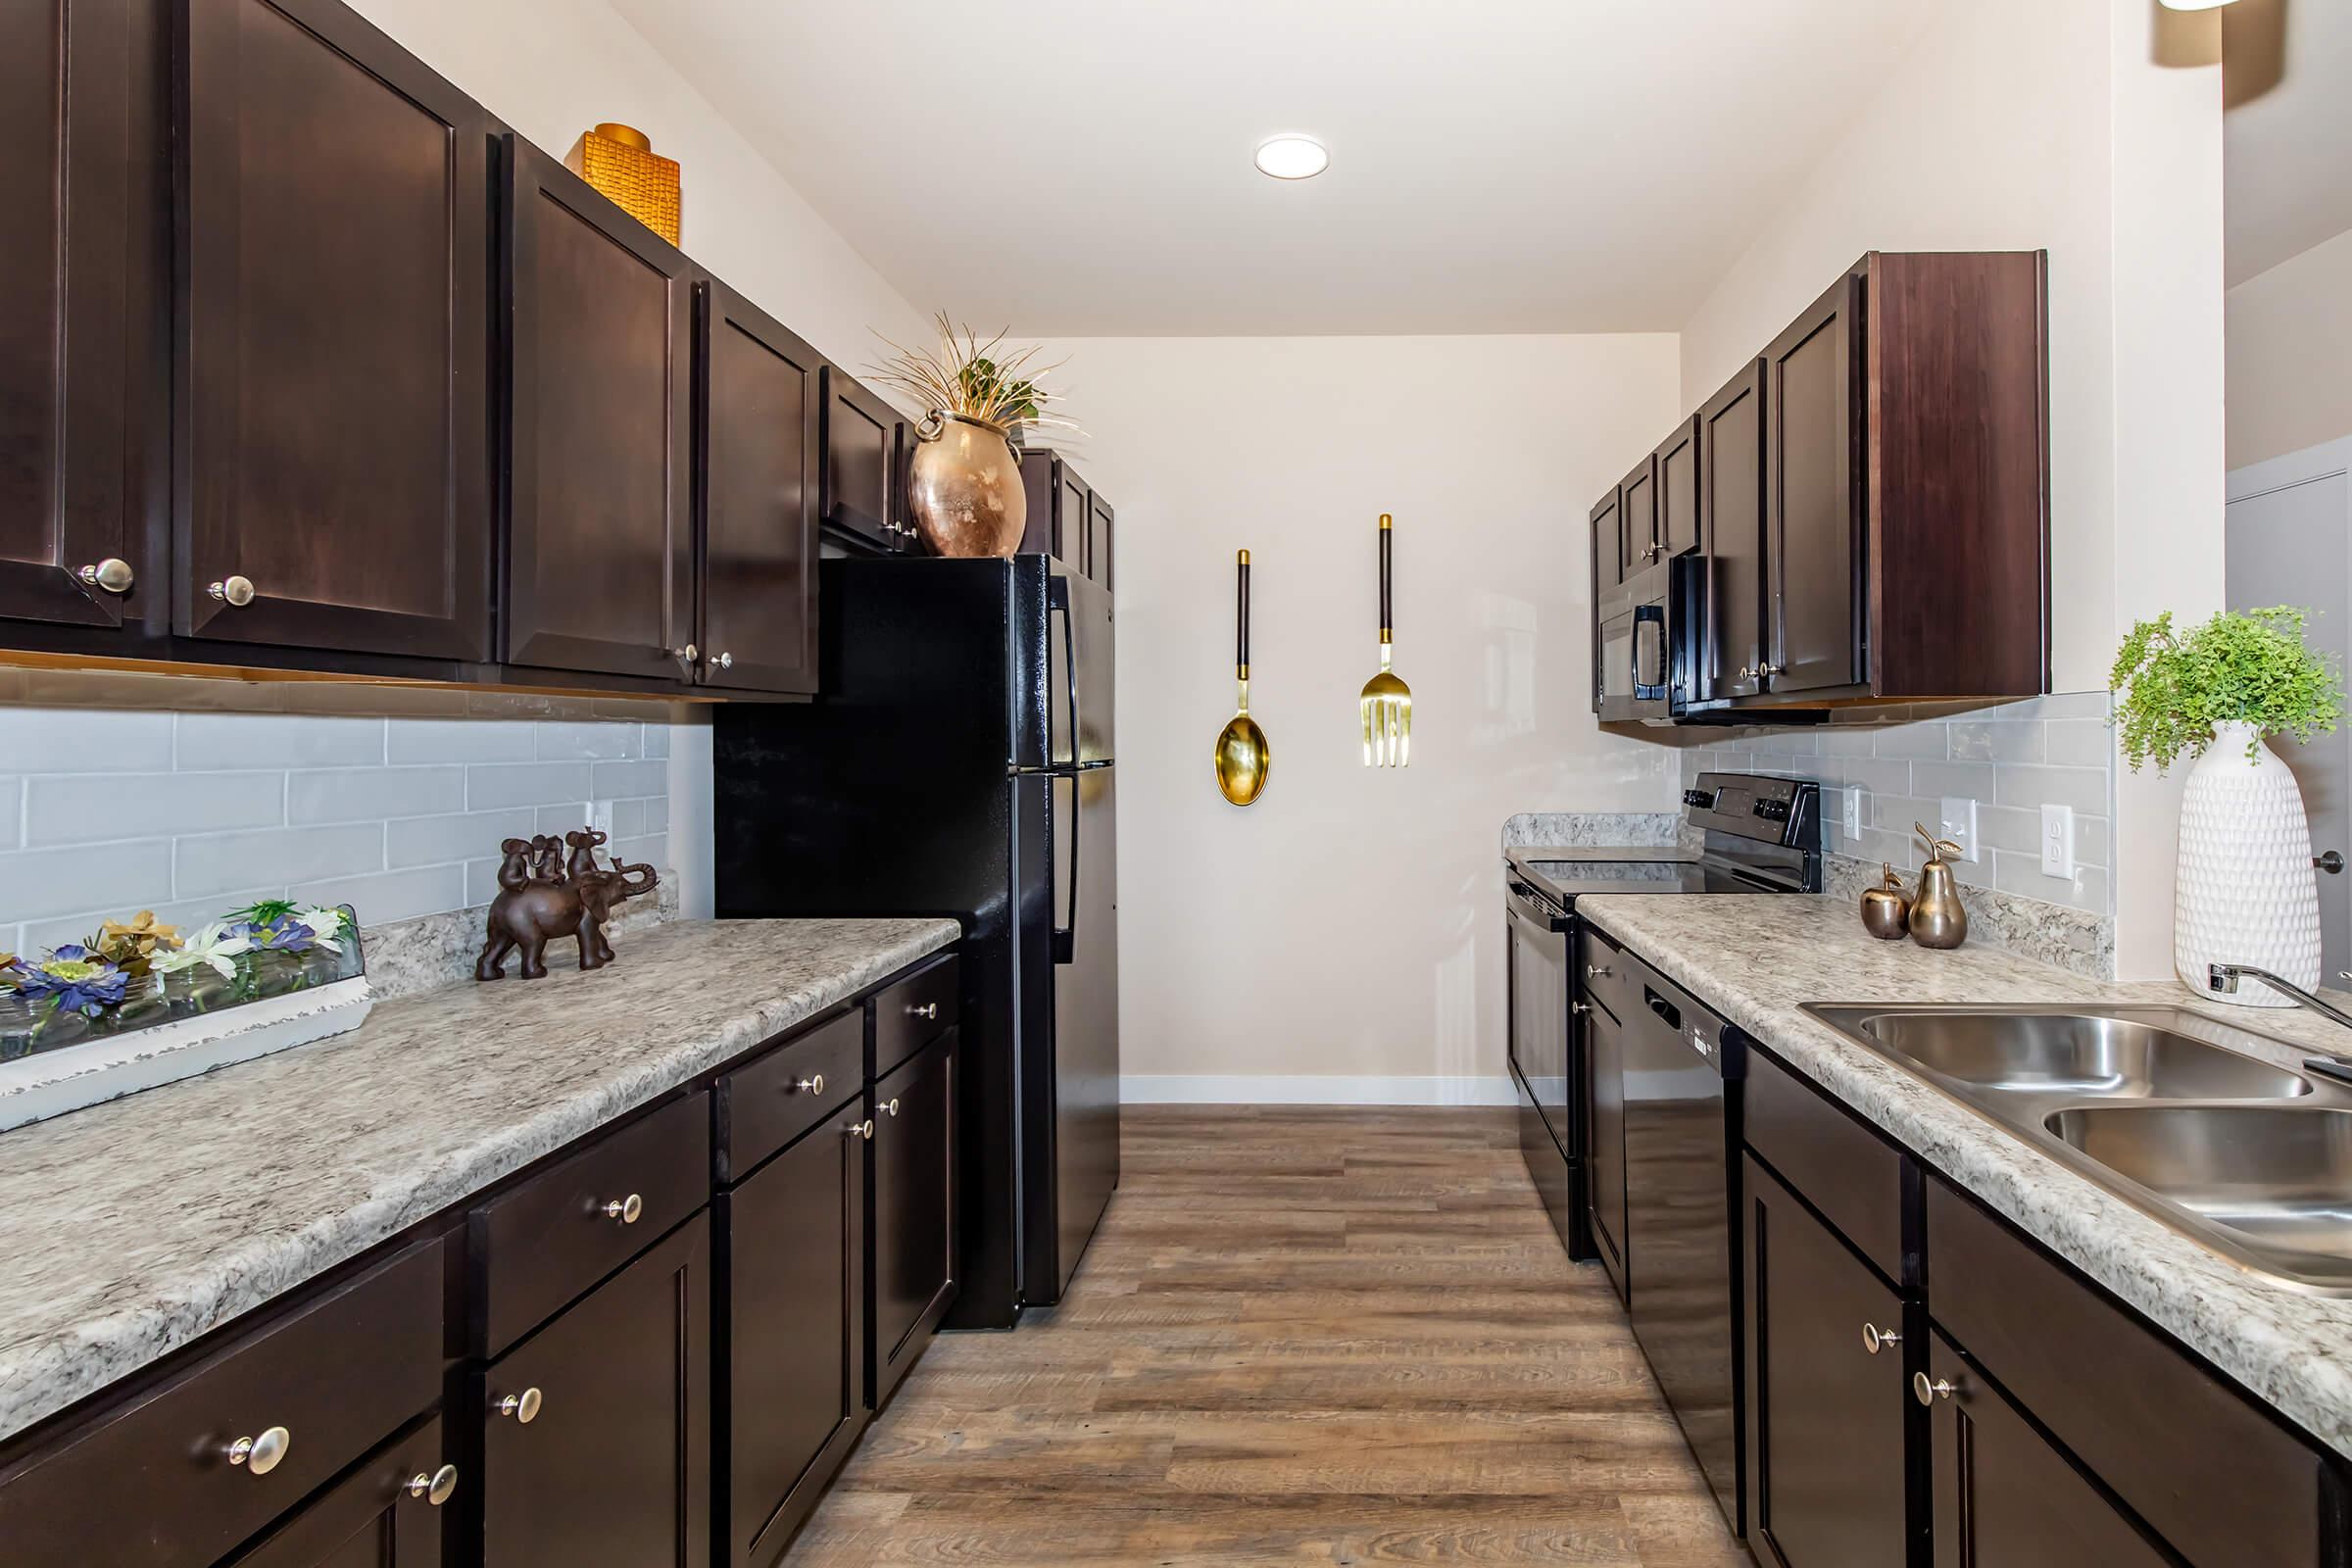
left=2207, top=963, right=2352, bottom=1087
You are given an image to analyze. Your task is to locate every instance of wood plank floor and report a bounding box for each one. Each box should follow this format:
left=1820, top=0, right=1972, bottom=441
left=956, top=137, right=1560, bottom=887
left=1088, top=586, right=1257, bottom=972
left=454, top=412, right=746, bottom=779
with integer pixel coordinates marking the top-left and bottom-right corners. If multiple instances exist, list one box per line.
left=783, top=1105, right=1749, bottom=1566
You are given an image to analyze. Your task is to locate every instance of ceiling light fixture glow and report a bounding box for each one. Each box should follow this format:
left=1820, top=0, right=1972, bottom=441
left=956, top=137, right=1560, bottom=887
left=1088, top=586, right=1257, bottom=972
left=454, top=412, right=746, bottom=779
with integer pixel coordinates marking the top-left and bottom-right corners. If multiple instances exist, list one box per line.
left=1254, top=135, right=1329, bottom=180
left=2155, top=0, right=2240, bottom=8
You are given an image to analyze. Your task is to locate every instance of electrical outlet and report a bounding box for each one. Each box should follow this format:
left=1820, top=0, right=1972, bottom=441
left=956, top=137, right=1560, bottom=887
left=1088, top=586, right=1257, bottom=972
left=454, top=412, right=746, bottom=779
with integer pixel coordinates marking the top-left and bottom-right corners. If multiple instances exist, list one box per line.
left=1939, top=796, right=1979, bottom=862
left=1840, top=786, right=1863, bottom=845
left=2040, top=803, right=2076, bottom=878
left=588, top=800, right=614, bottom=839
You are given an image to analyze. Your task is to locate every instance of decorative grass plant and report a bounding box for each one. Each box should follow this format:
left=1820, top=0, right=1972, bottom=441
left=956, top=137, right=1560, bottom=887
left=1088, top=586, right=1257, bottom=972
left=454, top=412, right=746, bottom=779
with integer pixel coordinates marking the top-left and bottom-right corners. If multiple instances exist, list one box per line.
left=867, top=314, right=1078, bottom=438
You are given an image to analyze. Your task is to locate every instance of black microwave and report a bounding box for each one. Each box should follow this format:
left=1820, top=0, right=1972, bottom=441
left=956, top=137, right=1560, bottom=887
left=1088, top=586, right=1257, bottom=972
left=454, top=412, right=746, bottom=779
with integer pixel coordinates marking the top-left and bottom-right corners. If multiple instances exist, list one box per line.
left=1599, top=556, right=1704, bottom=722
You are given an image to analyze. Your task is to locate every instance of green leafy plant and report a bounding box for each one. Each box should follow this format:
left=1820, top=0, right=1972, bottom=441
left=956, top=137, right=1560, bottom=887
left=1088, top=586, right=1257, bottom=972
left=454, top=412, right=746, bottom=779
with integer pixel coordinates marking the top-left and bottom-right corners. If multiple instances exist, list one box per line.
left=2109, top=607, right=2346, bottom=772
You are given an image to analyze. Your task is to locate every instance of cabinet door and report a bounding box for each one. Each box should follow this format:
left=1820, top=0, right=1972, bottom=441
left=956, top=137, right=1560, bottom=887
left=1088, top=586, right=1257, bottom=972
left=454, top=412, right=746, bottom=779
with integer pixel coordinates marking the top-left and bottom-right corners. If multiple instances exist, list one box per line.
left=1590, top=486, right=1627, bottom=596
left=1055, top=462, right=1092, bottom=574
left=1742, top=1154, right=1910, bottom=1568
left=1088, top=497, right=1113, bottom=591
left=818, top=368, right=900, bottom=554
left=1763, top=270, right=1866, bottom=697
left=871, top=1030, right=958, bottom=1407
left=1699, top=360, right=1768, bottom=703
left=180, top=0, right=491, bottom=661
left=504, top=137, right=694, bottom=681
left=1926, top=1330, right=2170, bottom=1568
left=1620, top=455, right=1659, bottom=574
left=1654, top=417, right=1701, bottom=561
left=1, top=1, right=136, bottom=631
left=224, top=1417, right=452, bottom=1568
left=1585, top=1001, right=1628, bottom=1301
left=718, top=1113, right=865, bottom=1568
left=483, top=1214, right=710, bottom=1568
left=698, top=280, right=819, bottom=695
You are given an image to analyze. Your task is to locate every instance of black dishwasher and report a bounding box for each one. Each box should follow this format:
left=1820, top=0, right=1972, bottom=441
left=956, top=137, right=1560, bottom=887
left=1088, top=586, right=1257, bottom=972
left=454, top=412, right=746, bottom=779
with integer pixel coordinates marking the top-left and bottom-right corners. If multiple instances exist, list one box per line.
left=1622, top=953, right=1743, bottom=1534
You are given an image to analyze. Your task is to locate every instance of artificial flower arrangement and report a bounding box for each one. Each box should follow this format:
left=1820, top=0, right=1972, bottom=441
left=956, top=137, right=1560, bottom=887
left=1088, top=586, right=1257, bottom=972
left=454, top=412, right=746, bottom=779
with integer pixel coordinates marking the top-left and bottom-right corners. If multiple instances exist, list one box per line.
left=1, top=900, right=361, bottom=1060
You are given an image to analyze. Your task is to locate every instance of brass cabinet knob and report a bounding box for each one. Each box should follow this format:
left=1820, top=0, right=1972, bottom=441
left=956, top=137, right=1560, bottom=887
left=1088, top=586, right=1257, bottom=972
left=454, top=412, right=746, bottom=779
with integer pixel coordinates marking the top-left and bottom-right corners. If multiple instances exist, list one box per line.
left=1913, top=1371, right=1957, bottom=1405
left=909, top=1002, right=939, bottom=1019
left=847, top=1118, right=875, bottom=1140
left=1586, top=964, right=1611, bottom=981
left=1571, top=1002, right=1591, bottom=1016
left=228, top=1425, right=291, bottom=1475
left=497, top=1387, right=543, bottom=1424
left=713, top=651, right=733, bottom=670
left=406, top=1464, right=460, bottom=1506
left=208, top=574, right=256, bottom=607
left=671, top=643, right=699, bottom=672
left=602, top=1193, right=644, bottom=1225
left=78, top=558, right=134, bottom=594
left=884, top=1097, right=901, bottom=1117
left=795, top=1074, right=825, bottom=1096
left=1862, top=1322, right=1901, bottom=1355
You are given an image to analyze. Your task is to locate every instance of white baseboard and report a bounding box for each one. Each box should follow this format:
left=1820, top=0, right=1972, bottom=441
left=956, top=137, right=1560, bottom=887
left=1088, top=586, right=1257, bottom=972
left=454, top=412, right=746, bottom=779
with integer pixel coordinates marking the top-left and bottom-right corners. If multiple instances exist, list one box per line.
left=1122, top=1074, right=1519, bottom=1106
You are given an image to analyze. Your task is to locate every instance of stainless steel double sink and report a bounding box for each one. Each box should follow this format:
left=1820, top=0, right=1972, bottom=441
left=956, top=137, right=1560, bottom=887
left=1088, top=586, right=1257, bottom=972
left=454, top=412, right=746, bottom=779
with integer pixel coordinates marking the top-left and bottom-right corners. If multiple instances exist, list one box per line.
left=1802, top=1004, right=2352, bottom=1293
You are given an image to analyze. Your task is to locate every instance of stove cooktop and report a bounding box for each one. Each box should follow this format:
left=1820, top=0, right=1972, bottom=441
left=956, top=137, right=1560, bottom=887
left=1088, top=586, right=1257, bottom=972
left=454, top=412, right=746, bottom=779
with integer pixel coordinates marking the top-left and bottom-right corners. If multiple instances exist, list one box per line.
left=1515, top=858, right=1785, bottom=904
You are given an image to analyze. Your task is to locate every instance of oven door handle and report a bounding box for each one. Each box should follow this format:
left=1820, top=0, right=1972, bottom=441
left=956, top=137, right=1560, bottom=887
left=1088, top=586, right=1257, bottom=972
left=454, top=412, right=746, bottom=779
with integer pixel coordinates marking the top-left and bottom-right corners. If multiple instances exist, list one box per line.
left=1507, top=885, right=1568, bottom=936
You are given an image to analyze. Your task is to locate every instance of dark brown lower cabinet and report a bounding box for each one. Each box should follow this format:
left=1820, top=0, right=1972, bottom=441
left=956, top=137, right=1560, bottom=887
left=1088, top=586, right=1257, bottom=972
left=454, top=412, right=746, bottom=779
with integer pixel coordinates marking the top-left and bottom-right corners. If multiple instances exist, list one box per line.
left=871, top=1030, right=959, bottom=1408
left=1925, top=1331, right=2168, bottom=1568
left=717, top=1107, right=867, bottom=1568
left=224, top=1416, right=452, bottom=1568
left=1585, top=1003, right=1628, bottom=1301
left=482, top=1213, right=710, bottom=1568
left=1741, top=1154, right=1909, bottom=1567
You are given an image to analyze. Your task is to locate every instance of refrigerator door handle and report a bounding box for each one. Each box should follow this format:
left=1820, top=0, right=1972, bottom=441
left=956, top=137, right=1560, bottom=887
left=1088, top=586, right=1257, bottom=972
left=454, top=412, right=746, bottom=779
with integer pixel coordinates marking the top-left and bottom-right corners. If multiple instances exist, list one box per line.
left=1052, top=771, right=1079, bottom=963
left=1049, top=574, right=1080, bottom=768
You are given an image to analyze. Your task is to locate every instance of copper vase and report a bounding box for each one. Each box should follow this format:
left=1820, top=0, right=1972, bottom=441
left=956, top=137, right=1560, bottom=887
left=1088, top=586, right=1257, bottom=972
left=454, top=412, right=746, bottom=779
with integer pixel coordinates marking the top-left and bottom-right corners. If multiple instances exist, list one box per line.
left=908, top=414, right=1027, bottom=557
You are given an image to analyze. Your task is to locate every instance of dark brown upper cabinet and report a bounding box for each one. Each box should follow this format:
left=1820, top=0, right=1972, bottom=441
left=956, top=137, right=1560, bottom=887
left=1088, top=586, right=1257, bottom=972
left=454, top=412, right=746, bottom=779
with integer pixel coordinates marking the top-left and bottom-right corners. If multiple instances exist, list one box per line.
left=1017, top=449, right=1089, bottom=574
left=179, top=0, right=493, bottom=662
left=1619, top=454, right=1659, bottom=576
left=1589, top=486, right=1626, bottom=600
left=819, top=368, right=906, bottom=555
left=1757, top=252, right=2048, bottom=707
left=1087, top=496, right=1113, bottom=592
left=1698, top=360, right=1768, bottom=704
left=0, top=2, right=137, bottom=633
left=503, top=135, right=694, bottom=682
left=1653, top=416, right=1701, bottom=562
left=697, top=280, right=819, bottom=695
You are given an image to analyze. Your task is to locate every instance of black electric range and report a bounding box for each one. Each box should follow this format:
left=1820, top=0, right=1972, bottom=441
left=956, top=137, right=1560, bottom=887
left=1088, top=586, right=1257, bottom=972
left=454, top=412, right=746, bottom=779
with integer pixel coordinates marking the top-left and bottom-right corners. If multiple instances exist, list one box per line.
left=1503, top=772, right=1821, bottom=1261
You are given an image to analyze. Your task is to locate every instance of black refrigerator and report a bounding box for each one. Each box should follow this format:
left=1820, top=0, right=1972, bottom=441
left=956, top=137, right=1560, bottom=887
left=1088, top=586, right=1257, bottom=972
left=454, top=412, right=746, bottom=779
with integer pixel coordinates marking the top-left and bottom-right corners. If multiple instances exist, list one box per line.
left=712, top=554, right=1118, bottom=1329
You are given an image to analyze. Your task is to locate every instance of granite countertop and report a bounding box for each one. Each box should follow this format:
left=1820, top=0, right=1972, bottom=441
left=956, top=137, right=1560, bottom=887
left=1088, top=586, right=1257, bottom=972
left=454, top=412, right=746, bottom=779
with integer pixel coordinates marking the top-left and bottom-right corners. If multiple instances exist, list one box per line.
left=1576, top=892, right=2352, bottom=1459
left=0, top=916, right=958, bottom=1446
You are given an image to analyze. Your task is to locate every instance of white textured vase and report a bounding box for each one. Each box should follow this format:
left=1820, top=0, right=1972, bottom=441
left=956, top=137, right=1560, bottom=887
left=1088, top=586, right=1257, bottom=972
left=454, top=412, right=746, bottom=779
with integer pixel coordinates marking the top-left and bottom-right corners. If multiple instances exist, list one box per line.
left=2173, top=720, right=2321, bottom=1005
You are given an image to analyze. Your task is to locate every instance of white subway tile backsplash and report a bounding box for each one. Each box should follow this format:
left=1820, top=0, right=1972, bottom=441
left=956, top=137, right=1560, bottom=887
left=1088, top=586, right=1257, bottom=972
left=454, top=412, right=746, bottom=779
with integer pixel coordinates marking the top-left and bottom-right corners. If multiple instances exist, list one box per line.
left=177, top=712, right=385, bottom=770
left=2044, top=719, right=2112, bottom=768
left=386, top=718, right=538, bottom=765
left=589, top=760, right=666, bottom=799
left=611, top=798, right=647, bottom=840
left=24, top=770, right=282, bottom=847
left=0, top=840, right=176, bottom=921
left=1872, top=723, right=1951, bottom=760
left=537, top=721, right=639, bottom=760
left=1909, top=760, right=1998, bottom=802
left=1948, top=720, right=2045, bottom=764
left=1993, top=763, right=2110, bottom=816
left=467, top=761, right=594, bottom=810
left=288, top=863, right=467, bottom=926
left=387, top=808, right=542, bottom=869
left=643, top=723, right=671, bottom=760
left=176, top=823, right=384, bottom=899
left=0, top=708, right=175, bottom=772
left=286, top=765, right=466, bottom=825
left=0, top=777, right=19, bottom=851
left=643, top=796, right=669, bottom=836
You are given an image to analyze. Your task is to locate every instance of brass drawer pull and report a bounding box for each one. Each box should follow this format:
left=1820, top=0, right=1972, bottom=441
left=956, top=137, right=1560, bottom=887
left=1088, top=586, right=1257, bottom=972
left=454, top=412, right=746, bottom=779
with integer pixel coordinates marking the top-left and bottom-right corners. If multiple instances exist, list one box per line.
left=909, top=1002, right=939, bottom=1020
left=795, top=1073, right=825, bottom=1096
left=1914, top=1371, right=1958, bottom=1405
left=602, top=1193, right=643, bottom=1225
left=78, top=558, right=134, bottom=593
left=848, top=1119, right=875, bottom=1141
left=208, top=574, right=256, bottom=607
left=497, top=1388, right=543, bottom=1424
left=406, top=1464, right=460, bottom=1506
left=1863, top=1322, right=1901, bottom=1355
left=884, top=1097, right=901, bottom=1117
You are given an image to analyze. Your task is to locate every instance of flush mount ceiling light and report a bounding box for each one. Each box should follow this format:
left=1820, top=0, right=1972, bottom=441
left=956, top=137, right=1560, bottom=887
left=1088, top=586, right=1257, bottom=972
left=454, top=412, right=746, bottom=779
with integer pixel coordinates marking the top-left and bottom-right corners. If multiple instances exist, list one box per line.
left=2156, top=0, right=2239, bottom=8
left=1253, top=134, right=1329, bottom=180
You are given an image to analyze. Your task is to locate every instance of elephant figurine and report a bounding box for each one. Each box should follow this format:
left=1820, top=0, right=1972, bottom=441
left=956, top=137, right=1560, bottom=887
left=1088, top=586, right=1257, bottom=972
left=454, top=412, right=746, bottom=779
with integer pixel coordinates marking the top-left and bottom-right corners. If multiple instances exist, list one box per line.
left=475, top=830, right=661, bottom=982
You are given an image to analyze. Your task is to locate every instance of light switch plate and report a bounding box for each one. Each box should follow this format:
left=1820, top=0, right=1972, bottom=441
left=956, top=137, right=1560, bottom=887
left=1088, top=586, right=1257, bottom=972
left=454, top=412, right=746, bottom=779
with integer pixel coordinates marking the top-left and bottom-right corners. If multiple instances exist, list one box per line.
left=1939, top=796, right=1979, bottom=862
left=2040, top=803, right=2075, bottom=878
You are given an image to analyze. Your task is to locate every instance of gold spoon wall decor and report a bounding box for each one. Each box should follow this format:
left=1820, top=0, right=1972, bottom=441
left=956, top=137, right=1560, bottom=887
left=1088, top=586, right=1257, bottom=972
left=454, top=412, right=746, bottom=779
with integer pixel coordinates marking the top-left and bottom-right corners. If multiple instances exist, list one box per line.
left=1214, top=549, right=1270, bottom=806
left=1360, top=513, right=1412, bottom=766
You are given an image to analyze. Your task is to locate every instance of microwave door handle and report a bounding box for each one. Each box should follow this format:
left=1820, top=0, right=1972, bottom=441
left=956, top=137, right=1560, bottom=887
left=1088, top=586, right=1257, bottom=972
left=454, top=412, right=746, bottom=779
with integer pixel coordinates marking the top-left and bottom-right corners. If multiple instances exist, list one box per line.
left=1052, top=772, right=1079, bottom=963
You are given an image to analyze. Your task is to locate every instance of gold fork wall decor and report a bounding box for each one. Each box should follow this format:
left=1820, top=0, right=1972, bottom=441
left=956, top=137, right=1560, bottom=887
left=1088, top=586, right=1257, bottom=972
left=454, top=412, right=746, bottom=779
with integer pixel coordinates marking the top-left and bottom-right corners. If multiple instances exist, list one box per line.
left=1360, top=513, right=1412, bottom=766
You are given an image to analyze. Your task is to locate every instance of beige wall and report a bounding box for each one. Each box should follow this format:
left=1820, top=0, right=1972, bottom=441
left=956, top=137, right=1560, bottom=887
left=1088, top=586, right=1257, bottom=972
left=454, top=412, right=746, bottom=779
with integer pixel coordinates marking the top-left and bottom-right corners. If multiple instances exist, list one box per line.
left=1035, top=335, right=1682, bottom=1099
left=1673, top=0, right=2224, bottom=979
left=345, top=0, right=933, bottom=917
left=2228, top=226, right=2352, bottom=470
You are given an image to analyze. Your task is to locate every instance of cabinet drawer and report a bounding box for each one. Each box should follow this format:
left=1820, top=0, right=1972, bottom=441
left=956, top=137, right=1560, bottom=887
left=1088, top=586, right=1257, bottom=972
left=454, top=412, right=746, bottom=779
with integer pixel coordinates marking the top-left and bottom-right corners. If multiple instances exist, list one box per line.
left=469, top=1092, right=710, bottom=1356
left=715, top=1006, right=863, bottom=1182
left=0, top=1239, right=444, bottom=1568
left=1926, top=1178, right=2328, bottom=1568
left=1576, top=925, right=1642, bottom=1027
left=1743, top=1045, right=1911, bottom=1284
left=224, top=1414, right=453, bottom=1567
left=873, top=954, right=958, bottom=1078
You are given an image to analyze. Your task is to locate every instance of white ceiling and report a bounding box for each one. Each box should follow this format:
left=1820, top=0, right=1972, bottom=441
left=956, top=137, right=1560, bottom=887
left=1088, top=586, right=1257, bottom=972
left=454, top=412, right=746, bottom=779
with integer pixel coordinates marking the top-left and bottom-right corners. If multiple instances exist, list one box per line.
left=2226, top=0, right=2352, bottom=286
left=610, top=0, right=1942, bottom=336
